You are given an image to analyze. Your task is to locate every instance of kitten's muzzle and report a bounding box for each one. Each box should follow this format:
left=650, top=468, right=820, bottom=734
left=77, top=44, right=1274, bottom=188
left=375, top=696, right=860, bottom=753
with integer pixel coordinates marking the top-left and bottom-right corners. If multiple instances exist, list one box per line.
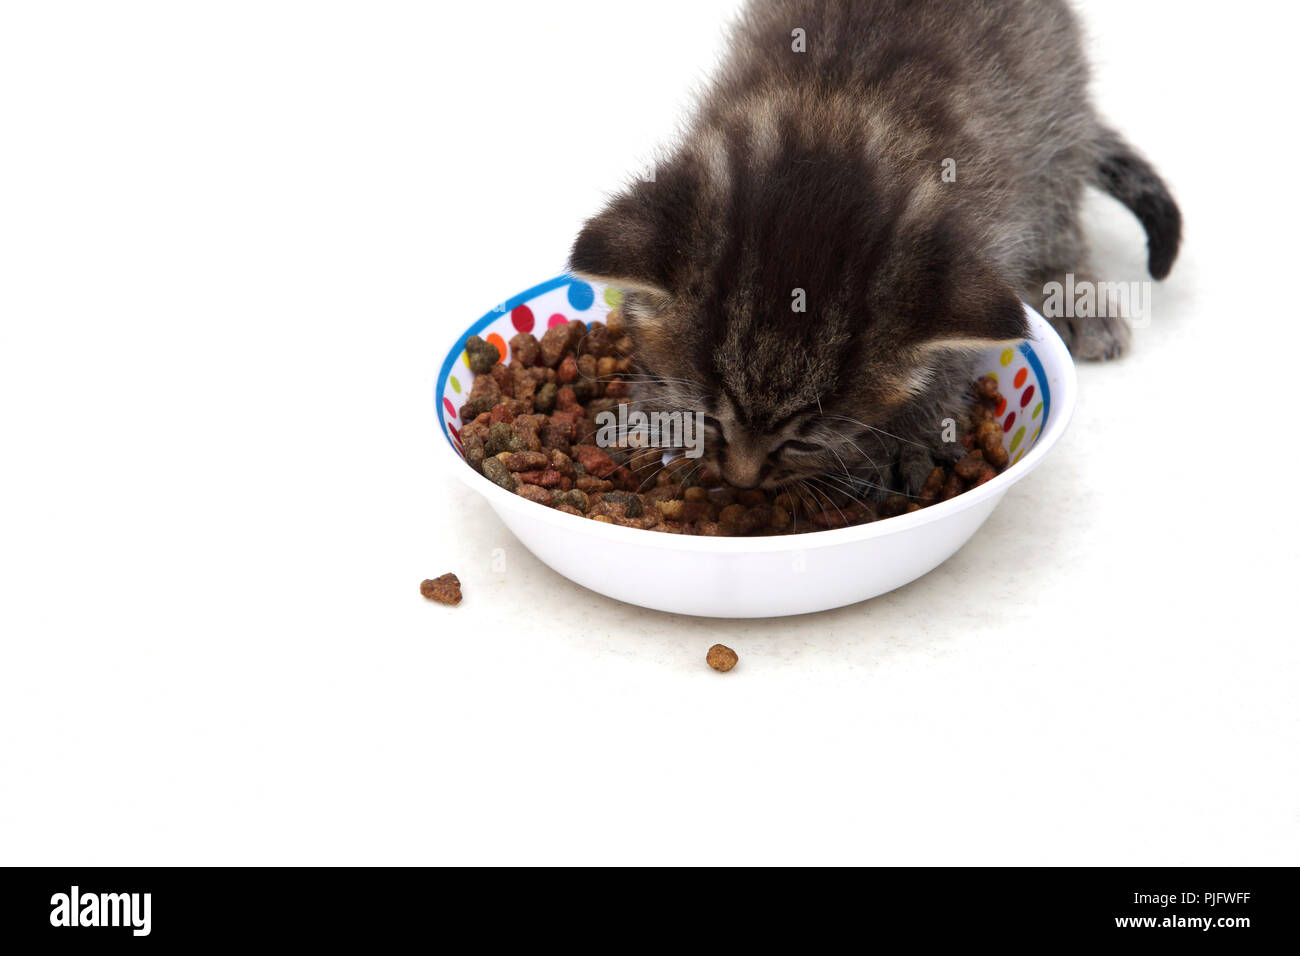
left=715, top=446, right=771, bottom=489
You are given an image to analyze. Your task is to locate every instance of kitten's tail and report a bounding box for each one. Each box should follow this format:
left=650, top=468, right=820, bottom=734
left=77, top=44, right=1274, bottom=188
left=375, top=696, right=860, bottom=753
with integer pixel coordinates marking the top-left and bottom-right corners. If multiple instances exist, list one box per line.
left=1093, top=127, right=1182, bottom=280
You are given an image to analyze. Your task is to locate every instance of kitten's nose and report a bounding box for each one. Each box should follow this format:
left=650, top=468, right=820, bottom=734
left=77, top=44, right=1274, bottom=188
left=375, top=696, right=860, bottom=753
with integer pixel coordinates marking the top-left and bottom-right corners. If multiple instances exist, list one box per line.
left=718, top=449, right=767, bottom=489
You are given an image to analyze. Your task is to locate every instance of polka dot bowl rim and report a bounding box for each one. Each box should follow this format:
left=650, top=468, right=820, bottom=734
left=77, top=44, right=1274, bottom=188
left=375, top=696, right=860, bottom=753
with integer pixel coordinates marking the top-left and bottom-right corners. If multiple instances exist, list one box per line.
left=434, top=274, right=1077, bottom=555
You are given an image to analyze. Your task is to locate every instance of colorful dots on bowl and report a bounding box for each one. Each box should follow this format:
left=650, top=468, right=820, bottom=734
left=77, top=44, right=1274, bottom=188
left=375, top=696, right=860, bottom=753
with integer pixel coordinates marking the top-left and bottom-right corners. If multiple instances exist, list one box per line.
left=449, top=375, right=462, bottom=394
left=980, top=348, right=1043, bottom=453
left=547, top=312, right=568, bottom=328
left=603, top=286, right=624, bottom=308
left=567, top=280, right=595, bottom=311
left=510, top=304, right=535, bottom=333
left=443, top=398, right=457, bottom=420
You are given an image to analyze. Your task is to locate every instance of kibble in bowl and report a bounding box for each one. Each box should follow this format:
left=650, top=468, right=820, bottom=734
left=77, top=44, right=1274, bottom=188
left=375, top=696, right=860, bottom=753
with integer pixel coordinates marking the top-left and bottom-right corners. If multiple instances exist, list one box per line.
left=435, top=276, right=1076, bottom=618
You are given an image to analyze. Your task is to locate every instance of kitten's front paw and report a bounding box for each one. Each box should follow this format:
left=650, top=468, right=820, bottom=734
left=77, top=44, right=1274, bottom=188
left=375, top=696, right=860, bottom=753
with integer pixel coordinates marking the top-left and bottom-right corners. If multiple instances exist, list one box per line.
left=897, top=446, right=944, bottom=498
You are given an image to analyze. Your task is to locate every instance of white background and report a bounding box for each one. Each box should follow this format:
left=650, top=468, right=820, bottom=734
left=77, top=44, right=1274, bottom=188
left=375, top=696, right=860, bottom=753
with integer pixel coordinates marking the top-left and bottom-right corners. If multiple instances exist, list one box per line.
left=2, top=1, right=1297, bottom=865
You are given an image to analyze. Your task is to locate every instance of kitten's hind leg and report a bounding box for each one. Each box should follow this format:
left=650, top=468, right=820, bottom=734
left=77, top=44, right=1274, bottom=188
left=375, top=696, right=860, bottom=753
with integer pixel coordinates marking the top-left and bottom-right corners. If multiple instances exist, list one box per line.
left=1027, top=267, right=1133, bottom=361
left=1020, top=184, right=1132, bottom=360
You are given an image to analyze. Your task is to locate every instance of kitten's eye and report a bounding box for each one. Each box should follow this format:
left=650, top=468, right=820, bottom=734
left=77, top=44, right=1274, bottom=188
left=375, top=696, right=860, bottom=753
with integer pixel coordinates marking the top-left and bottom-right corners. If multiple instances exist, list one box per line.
left=702, top=416, right=725, bottom=435
left=777, top=440, right=821, bottom=455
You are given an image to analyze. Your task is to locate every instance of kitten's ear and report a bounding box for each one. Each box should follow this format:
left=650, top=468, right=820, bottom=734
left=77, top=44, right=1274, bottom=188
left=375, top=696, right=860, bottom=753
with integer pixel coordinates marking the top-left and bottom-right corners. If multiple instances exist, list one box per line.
left=918, top=266, right=1029, bottom=352
left=568, top=167, right=697, bottom=297
left=891, top=218, right=1030, bottom=351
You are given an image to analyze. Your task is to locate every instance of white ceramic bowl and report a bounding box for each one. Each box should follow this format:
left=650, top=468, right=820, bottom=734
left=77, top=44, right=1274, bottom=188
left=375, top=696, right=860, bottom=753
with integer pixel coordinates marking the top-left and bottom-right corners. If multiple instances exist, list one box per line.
left=435, top=276, right=1076, bottom=618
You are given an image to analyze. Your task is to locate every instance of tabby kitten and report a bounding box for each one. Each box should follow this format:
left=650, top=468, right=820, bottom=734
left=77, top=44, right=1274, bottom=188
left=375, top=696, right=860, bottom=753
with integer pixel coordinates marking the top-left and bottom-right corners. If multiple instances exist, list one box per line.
left=569, top=0, right=1180, bottom=497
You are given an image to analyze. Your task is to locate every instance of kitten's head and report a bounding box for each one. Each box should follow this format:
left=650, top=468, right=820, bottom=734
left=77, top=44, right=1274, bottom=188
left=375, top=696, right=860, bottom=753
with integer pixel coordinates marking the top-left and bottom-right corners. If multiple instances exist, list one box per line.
left=570, top=120, right=1027, bottom=490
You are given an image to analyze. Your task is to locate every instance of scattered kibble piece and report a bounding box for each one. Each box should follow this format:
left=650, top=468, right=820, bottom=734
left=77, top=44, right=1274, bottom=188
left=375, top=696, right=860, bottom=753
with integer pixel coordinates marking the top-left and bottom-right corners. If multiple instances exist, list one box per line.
left=706, top=644, right=739, bottom=672
left=420, top=573, right=462, bottom=606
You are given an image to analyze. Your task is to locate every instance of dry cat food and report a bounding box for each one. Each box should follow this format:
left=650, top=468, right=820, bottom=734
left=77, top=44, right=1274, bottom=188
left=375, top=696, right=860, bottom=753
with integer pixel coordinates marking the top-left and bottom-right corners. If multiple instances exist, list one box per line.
left=456, top=313, right=1011, bottom=536
left=420, top=573, right=462, bottom=606
left=706, top=644, right=739, bottom=672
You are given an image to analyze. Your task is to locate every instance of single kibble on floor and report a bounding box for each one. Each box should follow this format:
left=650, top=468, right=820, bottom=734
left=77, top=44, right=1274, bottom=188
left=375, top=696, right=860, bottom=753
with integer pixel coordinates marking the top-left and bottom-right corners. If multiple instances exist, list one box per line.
left=455, top=314, right=1014, bottom=535
left=706, top=644, right=739, bottom=672
left=420, top=573, right=462, bottom=606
